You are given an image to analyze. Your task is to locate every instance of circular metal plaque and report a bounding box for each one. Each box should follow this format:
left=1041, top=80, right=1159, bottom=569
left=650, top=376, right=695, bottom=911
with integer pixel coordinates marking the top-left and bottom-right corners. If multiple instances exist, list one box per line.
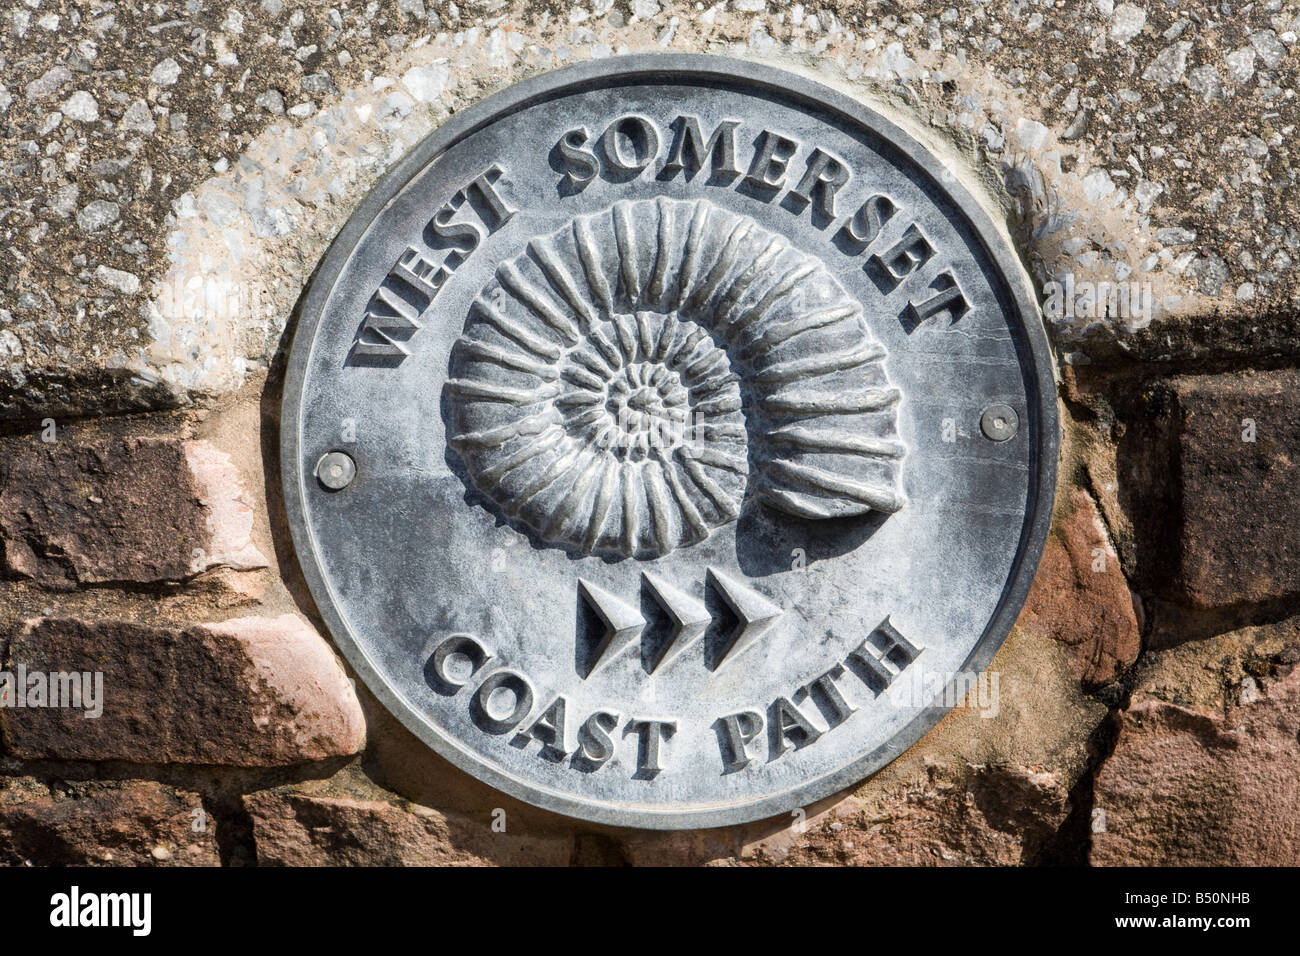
left=282, top=55, right=1058, bottom=829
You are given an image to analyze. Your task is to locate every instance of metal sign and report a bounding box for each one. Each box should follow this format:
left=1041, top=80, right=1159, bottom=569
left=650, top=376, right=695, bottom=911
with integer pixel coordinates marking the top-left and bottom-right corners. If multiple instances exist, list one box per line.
left=282, top=55, right=1058, bottom=829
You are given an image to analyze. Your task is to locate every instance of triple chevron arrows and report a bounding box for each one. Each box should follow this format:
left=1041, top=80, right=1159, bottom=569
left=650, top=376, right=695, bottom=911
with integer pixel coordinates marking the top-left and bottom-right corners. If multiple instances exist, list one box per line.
left=578, top=568, right=783, bottom=677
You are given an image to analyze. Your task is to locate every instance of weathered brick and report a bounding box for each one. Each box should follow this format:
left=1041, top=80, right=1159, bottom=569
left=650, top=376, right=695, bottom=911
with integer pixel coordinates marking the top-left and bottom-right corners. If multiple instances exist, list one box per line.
left=0, top=778, right=219, bottom=866
left=245, top=790, right=573, bottom=866
left=0, top=437, right=266, bottom=589
left=744, top=765, right=1071, bottom=866
left=1017, top=489, right=1142, bottom=688
left=1091, top=664, right=1300, bottom=866
left=1170, top=370, right=1300, bottom=607
left=1, top=614, right=365, bottom=765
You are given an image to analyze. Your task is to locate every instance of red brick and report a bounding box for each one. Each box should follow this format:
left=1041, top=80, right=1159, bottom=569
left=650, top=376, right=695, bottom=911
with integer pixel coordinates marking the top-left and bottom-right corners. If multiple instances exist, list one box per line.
left=0, top=437, right=266, bottom=589
left=1017, top=489, right=1142, bottom=688
left=1091, top=665, right=1300, bottom=865
left=245, top=790, right=573, bottom=866
left=745, top=765, right=1071, bottom=866
left=0, top=778, right=219, bottom=866
left=1, top=614, right=365, bottom=766
left=1171, top=370, right=1300, bottom=607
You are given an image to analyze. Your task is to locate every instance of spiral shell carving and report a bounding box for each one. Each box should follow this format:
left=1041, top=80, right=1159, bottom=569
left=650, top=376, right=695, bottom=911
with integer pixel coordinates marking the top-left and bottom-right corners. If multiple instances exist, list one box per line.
left=445, top=198, right=905, bottom=559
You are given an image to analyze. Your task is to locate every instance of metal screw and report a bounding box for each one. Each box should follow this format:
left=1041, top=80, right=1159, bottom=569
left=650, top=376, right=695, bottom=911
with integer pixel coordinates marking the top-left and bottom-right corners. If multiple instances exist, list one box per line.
left=315, top=451, right=357, bottom=490
left=980, top=404, right=1018, bottom=442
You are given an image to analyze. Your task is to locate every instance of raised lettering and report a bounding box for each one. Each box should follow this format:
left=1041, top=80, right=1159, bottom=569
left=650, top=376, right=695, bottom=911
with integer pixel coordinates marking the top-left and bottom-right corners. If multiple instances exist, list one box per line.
left=626, top=718, right=676, bottom=774
left=349, top=284, right=423, bottom=362
left=847, top=616, right=924, bottom=695
left=769, top=695, right=821, bottom=757
left=869, top=223, right=935, bottom=288
left=744, top=129, right=799, bottom=190
left=575, top=710, right=620, bottom=768
left=789, top=147, right=850, bottom=219
left=464, top=163, right=518, bottom=228
left=802, top=663, right=856, bottom=725
left=428, top=197, right=483, bottom=256
left=392, top=245, right=451, bottom=303
left=602, top=115, right=661, bottom=174
left=715, top=710, right=764, bottom=771
left=839, top=193, right=897, bottom=246
left=662, top=115, right=742, bottom=178
left=426, top=632, right=493, bottom=693
left=524, top=695, right=570, bottom=754
left=905, top=271, right=970, bottom=325
left=471, top=669, right=534, bottom=734
left=557, top=126, right=600, bottom=189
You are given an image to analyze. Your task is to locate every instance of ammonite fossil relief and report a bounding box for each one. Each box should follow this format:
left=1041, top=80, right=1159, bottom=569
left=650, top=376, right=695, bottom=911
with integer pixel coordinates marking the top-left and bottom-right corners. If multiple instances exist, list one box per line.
left=445, top=197, right=906, bottom=559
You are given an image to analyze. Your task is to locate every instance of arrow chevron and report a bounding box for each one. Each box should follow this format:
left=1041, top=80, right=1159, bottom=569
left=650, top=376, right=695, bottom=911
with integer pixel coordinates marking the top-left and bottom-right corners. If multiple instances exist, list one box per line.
left=578, top=577, right=646, bottom=677
left=642, top=570, right=712, bottom=672
left=707, top=567, right=784, bottom=670
left=576, top=571, right=784, bottom=678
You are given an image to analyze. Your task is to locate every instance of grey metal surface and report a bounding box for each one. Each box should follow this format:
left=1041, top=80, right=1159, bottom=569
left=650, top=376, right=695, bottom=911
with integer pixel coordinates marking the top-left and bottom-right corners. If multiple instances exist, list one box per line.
left=281, top=55, right=1059, bottom=830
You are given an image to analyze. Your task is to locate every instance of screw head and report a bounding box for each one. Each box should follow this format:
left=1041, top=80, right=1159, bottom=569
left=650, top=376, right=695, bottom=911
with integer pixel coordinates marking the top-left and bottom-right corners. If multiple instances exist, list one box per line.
left=315, top=451, right=356, bottom=490
left=980, top=404, right=1019, bottom=442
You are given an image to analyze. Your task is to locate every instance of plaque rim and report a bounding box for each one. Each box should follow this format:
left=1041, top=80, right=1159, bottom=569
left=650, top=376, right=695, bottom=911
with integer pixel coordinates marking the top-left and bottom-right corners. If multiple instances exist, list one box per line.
left=280, top=53, right=1060, bottom=831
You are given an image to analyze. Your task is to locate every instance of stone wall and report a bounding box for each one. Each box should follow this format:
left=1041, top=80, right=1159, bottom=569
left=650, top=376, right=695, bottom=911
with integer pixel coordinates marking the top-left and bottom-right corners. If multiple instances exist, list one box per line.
left=1, top=0, right=1297, bottom=866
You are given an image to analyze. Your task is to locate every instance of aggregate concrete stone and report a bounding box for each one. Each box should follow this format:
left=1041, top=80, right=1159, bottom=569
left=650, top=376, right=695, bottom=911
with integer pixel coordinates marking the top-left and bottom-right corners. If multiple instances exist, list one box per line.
left=4, top=1, right=1296, bottom=416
